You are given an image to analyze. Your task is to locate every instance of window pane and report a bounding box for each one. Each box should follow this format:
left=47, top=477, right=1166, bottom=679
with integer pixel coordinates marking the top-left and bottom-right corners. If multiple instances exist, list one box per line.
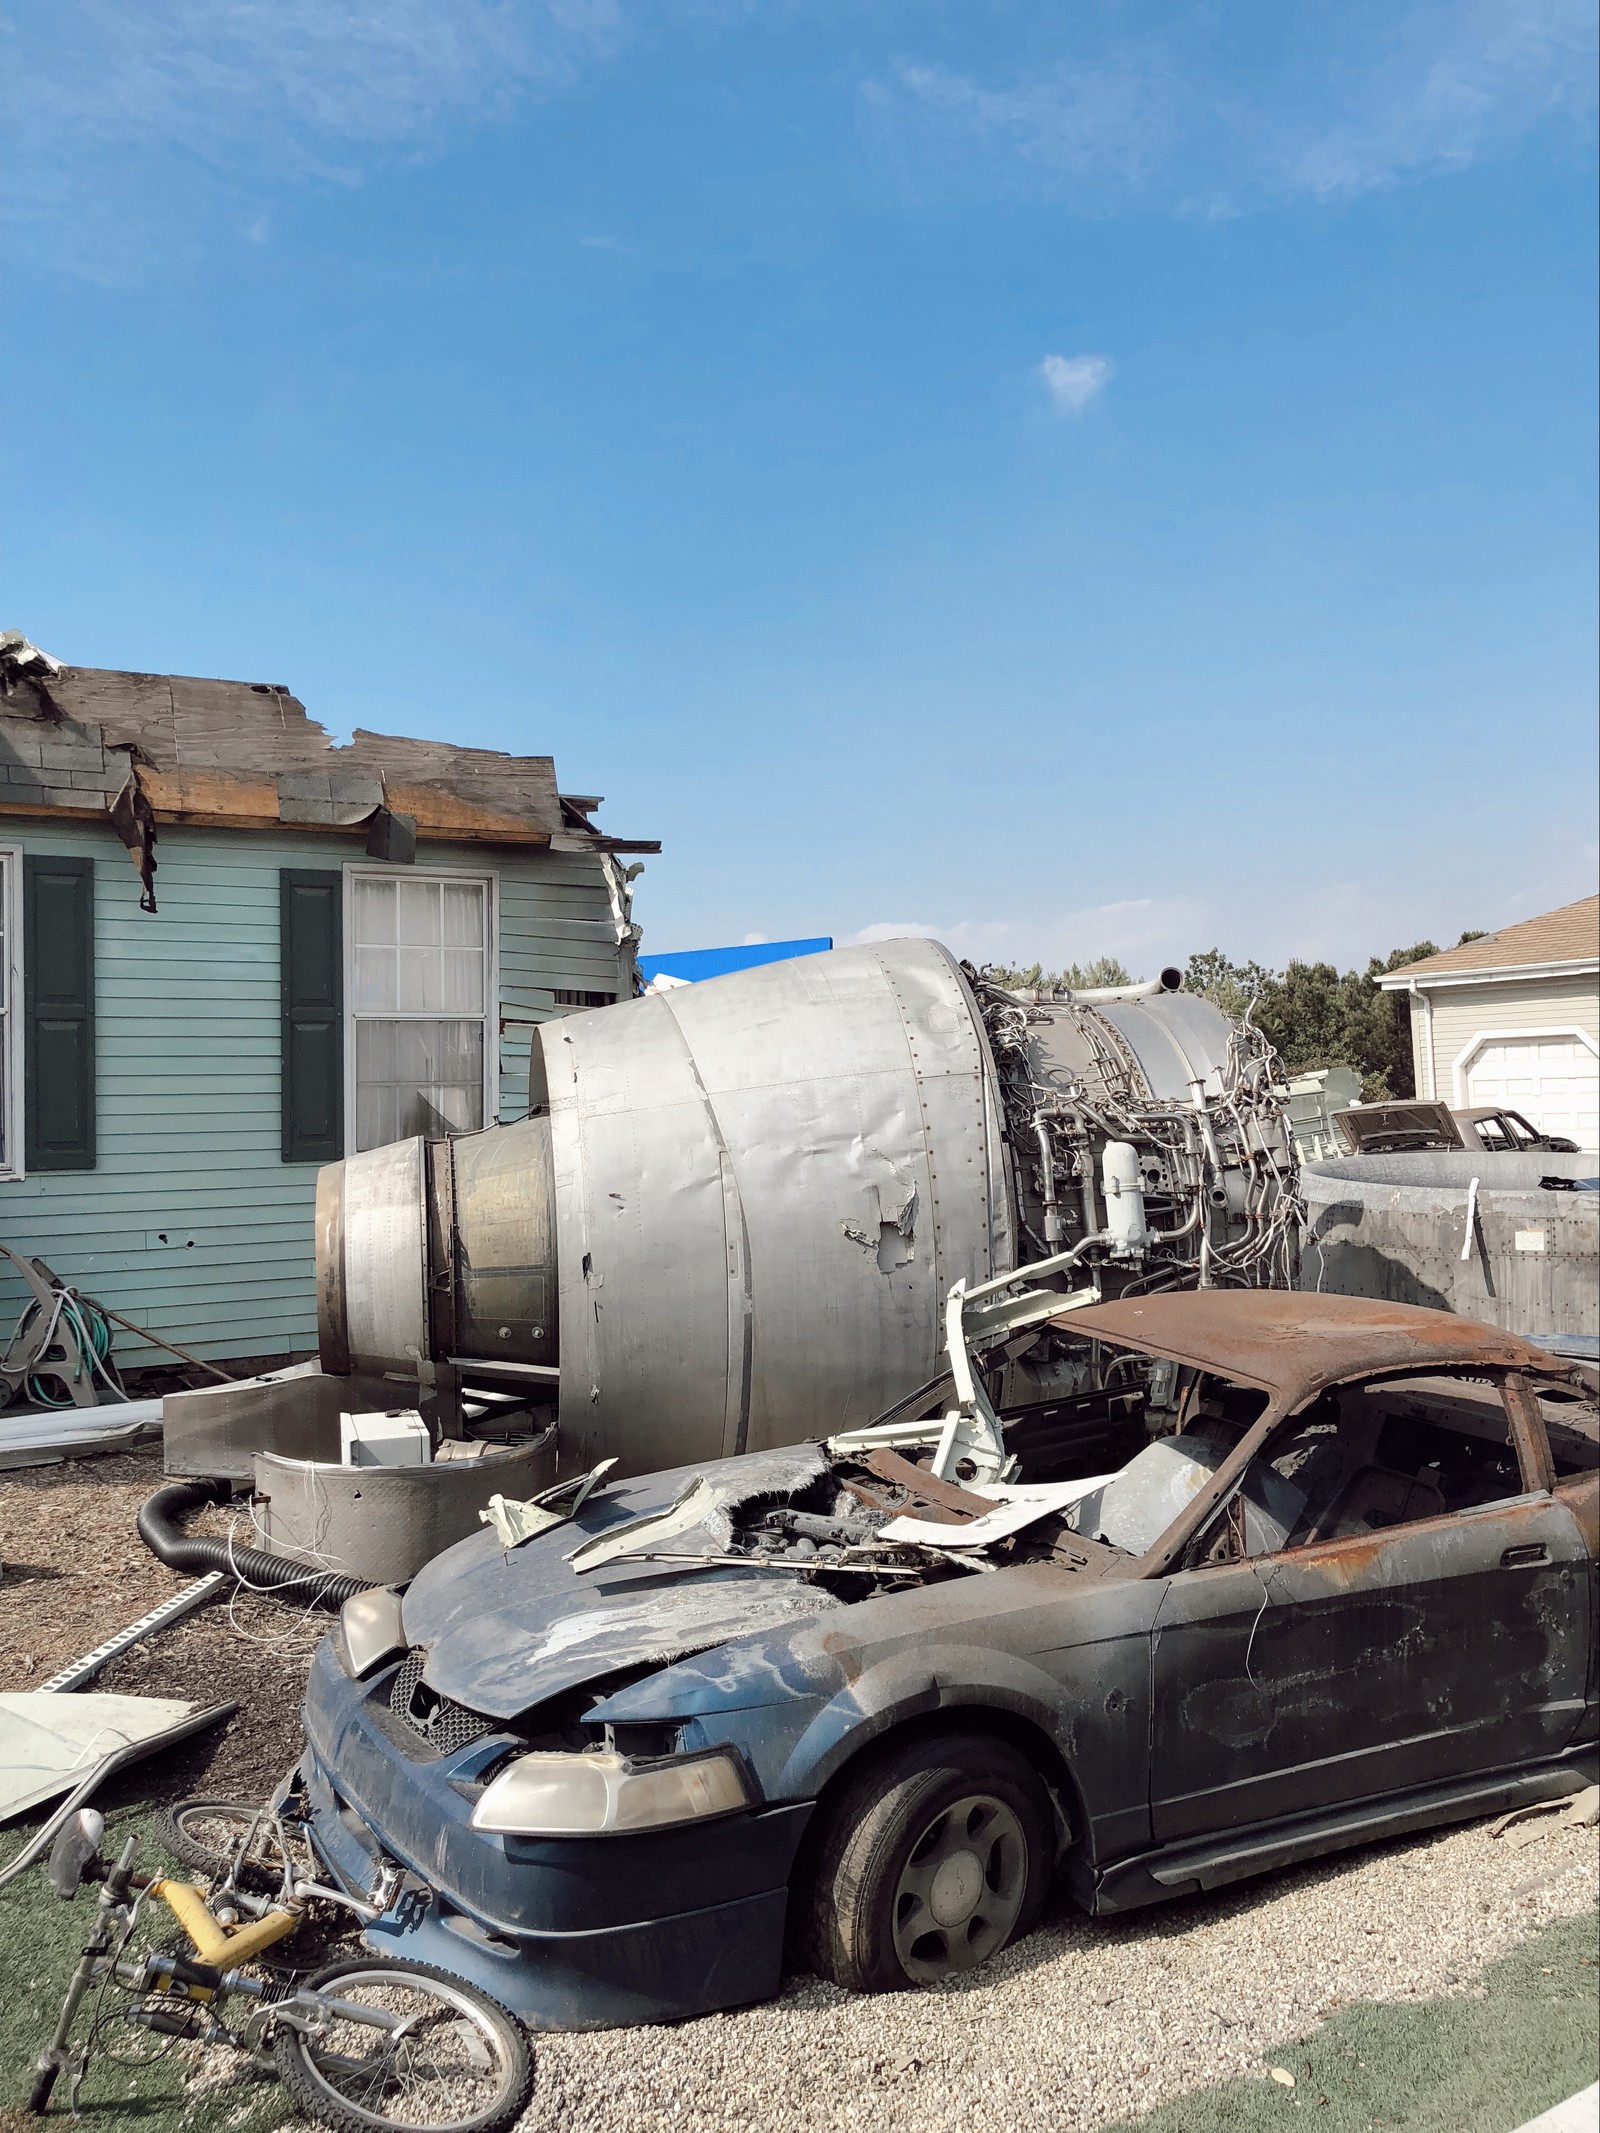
left=396, top=944, right=442, bottom=1013
left=355, top=1017, right=484, bottom=1151
left=442, top=948, right=484, bottom=1014
left=396, top=879, right=442, bottom=948
left=351, top=876, right=396, bottom=946
left=353, top=943, right=396, bottom=1012
left=442, top=881, right=484, bottom=948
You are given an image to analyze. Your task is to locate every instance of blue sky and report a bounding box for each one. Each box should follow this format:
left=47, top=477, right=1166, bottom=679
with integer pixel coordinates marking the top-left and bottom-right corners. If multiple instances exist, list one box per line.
left=4, top=1, right=1596, bottom=971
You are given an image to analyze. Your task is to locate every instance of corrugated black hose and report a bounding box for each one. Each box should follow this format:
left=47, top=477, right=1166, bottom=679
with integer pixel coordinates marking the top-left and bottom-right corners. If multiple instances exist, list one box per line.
left=137, top=1477, right=373, bottom=1607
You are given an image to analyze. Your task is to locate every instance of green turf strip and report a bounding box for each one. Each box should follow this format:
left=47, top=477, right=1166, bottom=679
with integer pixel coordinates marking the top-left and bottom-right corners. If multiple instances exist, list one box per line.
left=0, top=1806, right=288, bottom=2133
left=1109, top=1908, right=1599, bottom=2133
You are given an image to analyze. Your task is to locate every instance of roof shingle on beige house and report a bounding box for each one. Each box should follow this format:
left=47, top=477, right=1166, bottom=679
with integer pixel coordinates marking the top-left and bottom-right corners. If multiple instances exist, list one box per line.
left=1376, top=895, right=1599, bottom=1151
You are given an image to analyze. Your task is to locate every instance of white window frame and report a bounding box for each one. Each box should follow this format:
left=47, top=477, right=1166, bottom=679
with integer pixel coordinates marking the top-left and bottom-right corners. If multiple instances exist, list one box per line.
left=342, top=861, right=499, bottom=1152
left=0, top=847, right=21, bottom=1181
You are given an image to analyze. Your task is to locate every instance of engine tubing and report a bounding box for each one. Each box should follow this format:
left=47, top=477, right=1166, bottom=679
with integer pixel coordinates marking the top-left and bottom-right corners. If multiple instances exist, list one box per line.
left=137, top=1478, right=373, bottom=1606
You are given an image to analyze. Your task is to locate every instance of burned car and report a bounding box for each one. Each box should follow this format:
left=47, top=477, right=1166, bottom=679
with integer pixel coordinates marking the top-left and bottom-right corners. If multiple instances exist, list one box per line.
left=1332, top=1100, right=1580, bottom=1157
left=289, top=1291, right=1598, bottom=2031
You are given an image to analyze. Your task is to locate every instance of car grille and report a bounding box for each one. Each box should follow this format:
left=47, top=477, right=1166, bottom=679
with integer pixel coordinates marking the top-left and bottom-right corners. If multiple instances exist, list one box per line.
left=387, top=1650, right=498, bottom=1758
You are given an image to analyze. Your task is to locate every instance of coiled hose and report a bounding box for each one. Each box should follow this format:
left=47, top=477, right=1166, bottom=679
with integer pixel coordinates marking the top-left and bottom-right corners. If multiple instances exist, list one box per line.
left=137, top=1478, right=373, bottom=1607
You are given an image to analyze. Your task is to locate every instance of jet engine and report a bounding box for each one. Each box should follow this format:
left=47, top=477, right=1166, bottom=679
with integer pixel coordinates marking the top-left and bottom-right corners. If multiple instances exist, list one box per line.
left=315, top=939, right=1298, bottom=1474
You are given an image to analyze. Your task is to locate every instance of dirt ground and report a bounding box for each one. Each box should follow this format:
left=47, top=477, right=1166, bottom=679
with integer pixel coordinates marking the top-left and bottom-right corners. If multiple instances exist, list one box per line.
left=0, top=1446, right=322, bottom=1807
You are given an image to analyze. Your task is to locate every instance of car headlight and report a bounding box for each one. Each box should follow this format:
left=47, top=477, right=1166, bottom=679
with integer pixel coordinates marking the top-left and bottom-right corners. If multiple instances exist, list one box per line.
left=469, top=1748, right=752, bottom=1836
left=340, top=1587, right=406, bottom=1678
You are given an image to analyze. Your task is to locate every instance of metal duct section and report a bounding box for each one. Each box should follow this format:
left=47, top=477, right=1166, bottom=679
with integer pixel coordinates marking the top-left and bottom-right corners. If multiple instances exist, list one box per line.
left=315, top=939, right=1298, bottom=1475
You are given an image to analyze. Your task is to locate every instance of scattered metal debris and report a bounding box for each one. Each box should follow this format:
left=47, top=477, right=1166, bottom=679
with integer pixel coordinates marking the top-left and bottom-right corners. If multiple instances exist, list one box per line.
left=480, top=1458, right=617, bottom=1547
left=0, top=1697, right=236, bottom=1891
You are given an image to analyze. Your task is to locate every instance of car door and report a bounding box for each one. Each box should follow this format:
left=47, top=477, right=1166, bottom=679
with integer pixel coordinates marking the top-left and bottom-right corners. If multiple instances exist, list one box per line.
left=1147, top=1373, right=1593, bottom=1843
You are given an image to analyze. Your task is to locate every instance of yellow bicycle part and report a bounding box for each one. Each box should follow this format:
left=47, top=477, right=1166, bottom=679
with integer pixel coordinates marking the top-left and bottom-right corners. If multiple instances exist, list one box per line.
left=152, top=1879, right=302, bottom=1969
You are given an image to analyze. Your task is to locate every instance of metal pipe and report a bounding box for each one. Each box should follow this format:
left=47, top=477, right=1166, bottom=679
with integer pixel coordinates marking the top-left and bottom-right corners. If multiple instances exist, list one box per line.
left=1410, top=978, right=1437, bottom=1101
left=1077, top=1150, right=1100, bottom=1237
left=1033, top=1120, right=1066, bottom=1244
left=985, top=969, right=1184, bottom=1008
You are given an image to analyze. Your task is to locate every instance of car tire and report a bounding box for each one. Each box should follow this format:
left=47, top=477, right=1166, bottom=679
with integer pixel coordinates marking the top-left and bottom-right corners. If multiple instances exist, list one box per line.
left=794, top=1730, right=1055, bottom=1993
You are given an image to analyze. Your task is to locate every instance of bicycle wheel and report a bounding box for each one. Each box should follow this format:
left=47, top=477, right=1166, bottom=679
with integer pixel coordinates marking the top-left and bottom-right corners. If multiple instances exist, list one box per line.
left=269, top=1959, right=532, bottom=2133
left=157, top=1800, right=312, bottom=1894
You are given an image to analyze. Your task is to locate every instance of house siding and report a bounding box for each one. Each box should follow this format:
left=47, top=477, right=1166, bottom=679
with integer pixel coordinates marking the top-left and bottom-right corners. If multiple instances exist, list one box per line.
left=0, top=818, right=628, bottom=1366
left=1411, top=974, right=1600, bottom=1103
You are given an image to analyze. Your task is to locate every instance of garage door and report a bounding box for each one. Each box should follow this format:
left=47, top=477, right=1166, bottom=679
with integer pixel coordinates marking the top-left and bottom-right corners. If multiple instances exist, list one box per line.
left=1462, top=1035, right=1600, bottom=1152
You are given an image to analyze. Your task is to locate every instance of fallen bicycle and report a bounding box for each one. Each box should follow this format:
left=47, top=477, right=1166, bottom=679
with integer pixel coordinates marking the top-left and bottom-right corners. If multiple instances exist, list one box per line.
left=27, top=1801, right=533, bottom=2133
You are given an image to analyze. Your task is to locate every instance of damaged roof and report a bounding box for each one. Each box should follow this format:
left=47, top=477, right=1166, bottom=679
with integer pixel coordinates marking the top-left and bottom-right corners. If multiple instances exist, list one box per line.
left=1052, top=1290, right=1571, bottom=1407
left=0, top=632, right=658, bottom=860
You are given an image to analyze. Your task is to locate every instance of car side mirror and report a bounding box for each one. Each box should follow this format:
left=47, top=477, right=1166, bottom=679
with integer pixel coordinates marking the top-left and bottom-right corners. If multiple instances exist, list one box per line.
left=45, top=1810, right=106, bottom=1900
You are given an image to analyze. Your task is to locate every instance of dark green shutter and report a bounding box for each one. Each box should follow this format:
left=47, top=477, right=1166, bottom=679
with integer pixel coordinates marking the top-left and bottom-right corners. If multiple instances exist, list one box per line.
left=24, top=855, right=97, bottom=1171
left=281, top=870, right=344, bottom=1163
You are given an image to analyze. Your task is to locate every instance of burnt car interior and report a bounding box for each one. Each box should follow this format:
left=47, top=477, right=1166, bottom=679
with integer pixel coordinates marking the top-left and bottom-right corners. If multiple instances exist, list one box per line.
left=1149, top=1367, right=1599, bottom=1570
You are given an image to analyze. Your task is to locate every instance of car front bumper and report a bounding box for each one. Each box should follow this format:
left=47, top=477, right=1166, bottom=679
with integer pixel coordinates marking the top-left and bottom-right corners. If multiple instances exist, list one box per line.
left=298, top=1634, right=814, bottom=2030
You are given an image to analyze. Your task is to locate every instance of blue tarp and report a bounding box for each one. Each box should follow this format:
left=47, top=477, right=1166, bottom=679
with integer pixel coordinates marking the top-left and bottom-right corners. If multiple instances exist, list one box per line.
left=638, top=937, right=833, bottom=984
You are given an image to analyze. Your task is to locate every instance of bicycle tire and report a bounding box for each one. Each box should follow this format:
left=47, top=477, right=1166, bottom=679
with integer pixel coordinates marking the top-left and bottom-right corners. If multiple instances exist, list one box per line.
left=27, top=2062, right=59, bottom=2114
left=156, top=1800, right=300, bottom=1895
left=269, top=1957, right=533, bottom=2133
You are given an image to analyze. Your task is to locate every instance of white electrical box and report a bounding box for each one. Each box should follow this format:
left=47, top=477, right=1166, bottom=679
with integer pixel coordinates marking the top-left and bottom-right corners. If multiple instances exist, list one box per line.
left=340, top=1409, right=432, bottom=1467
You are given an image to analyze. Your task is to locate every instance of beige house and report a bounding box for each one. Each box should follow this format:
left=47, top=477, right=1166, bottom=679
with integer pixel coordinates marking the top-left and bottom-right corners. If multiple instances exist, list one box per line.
left=1377, top=895, right=1600, bottom=1151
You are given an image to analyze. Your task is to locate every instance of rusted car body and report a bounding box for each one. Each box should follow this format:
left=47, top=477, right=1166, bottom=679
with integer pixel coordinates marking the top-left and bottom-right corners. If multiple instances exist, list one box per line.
left=291, top=1294, right=1598, bottom=2031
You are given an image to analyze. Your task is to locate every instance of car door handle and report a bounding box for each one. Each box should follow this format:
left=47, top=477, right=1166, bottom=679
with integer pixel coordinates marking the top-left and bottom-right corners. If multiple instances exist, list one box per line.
left=1502, top=1543, right=1549, bottom=1568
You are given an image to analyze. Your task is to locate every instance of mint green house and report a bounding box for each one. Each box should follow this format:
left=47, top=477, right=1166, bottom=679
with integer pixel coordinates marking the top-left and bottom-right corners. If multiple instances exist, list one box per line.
left=0, top=640, right=656, bottom=1374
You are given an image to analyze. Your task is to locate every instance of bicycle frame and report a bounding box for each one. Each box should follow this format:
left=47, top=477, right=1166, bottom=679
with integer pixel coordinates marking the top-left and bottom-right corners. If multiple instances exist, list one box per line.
left=30, top=1814, right=406, bottom=2115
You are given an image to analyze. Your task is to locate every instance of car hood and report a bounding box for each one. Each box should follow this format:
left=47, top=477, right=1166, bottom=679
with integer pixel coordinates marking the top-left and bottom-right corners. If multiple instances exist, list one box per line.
left=401, top=1444, right=845, bottom=1721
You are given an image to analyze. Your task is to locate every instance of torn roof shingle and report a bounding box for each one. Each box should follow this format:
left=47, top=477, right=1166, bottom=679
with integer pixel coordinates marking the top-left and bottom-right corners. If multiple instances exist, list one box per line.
left=0, top=653, right=658, bottom=855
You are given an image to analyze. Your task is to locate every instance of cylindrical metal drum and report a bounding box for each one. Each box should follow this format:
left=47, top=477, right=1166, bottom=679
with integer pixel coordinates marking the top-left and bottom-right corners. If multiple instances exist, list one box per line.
left=542, top=938, right=1014, bottom=1473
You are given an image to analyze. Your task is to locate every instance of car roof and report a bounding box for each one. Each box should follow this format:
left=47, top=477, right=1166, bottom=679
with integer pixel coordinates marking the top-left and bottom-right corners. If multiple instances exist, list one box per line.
left=1049, top=1290, right=1566, bottom=1407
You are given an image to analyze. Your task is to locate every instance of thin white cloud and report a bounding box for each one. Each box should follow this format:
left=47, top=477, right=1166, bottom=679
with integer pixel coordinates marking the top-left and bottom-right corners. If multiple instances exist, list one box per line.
left=846, top=898, right=1202, bottom=973
left=871, top=0, right=1597, bottom=215
left=1039, top=352, right=1113, bottom=415
left=3, top=0, right=626, bottom=279
left=9, top=1, right=1595, bottom=282
left=1282, top=0, right=1598, bottom=201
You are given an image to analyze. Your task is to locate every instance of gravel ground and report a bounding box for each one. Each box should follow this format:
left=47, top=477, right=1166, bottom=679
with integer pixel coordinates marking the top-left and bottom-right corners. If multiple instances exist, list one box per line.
left=527, top=1816, right=1599, bottom=2133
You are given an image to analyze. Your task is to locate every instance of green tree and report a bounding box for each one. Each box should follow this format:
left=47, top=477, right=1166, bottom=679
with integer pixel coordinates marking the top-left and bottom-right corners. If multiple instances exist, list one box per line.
left=1184, top=949, right=1276, bottom=1022
left=1351, top=941, right=1440, bottom=1099
left=984, top=956, right=1133, bottom=991
left=1187, top=942, right=1442, bottom=1099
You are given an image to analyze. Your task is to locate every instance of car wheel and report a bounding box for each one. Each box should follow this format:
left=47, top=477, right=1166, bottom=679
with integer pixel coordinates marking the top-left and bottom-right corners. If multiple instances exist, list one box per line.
left=794, top=1730, right=1054, bottom=1992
